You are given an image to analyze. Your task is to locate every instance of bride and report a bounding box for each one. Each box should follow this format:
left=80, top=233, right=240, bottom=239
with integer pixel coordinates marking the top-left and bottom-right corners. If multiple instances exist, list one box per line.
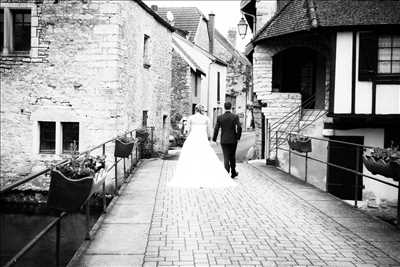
left=168, top=104, right=236, bottom=188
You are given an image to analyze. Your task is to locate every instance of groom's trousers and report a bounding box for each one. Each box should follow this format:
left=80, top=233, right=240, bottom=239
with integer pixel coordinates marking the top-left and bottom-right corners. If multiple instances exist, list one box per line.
left=221, top=143, right=238, bottom=174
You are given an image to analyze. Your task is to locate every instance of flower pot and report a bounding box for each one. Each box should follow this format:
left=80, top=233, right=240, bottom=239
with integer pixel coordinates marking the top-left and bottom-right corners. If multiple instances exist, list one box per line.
left=114, top=139, right=134, bottom=158
left=47, top=170, right=94, bottom=212
left=47, top=168, right=107, bottom=212
left=288, top=137, right=312, bottom=153
left=363, top=155, right=394, bottom=178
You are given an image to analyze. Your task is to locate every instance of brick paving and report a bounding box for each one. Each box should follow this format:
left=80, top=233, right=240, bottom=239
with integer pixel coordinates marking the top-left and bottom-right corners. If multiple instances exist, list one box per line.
left=144, top=159, right=400, bottom=267
left=70, top=158, right=400, bottom=267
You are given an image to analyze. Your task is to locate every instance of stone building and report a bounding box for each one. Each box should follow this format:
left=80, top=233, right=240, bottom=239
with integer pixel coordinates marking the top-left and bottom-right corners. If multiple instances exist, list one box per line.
left=156, top=7, right=253, bottom=129
left=170, top=32, right=228, bottom=130
left=0, top=0, right=174, bottom=187
left=241, top=0, right=400, bottom=203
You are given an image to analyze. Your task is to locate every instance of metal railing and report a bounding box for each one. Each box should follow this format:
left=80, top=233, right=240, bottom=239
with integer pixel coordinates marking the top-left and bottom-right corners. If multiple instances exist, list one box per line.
left=266, top=94, right=328, bottom=159
left=273, top=130, right=400, bottom=227
left=0, top=127, right=155, bottom=267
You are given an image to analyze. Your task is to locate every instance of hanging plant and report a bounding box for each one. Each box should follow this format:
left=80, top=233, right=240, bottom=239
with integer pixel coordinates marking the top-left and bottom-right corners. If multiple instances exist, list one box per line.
left=288, top=135, right=312, bottom=153
left=363, top=146, right=400, bottom=181
left=114, top=135, right=135, bottom=158
left=47, top=145, right=106, bottom=212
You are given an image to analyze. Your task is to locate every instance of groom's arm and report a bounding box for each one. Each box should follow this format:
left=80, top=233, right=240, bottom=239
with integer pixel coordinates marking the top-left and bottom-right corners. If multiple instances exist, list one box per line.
left=212, top=117, right=220, bottom=142
left=235, top=115, right=242, bottom=140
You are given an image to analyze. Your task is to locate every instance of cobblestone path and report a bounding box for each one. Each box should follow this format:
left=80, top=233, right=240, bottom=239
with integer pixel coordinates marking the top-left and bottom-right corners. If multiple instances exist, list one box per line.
left=144, top=160, right=400, bottom=267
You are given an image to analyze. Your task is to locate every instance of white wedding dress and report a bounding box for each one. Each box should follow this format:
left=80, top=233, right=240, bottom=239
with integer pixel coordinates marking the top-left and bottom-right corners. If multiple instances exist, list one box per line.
left=168, top=113, right=236, bottom=188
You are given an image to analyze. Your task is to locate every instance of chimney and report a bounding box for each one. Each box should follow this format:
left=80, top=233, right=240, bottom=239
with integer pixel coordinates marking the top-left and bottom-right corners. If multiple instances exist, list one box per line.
left=151, top=5, right=158, bottom=12
left=227, top=28, right=237, bottom=48
left=207, top=13, right=215, bottom=55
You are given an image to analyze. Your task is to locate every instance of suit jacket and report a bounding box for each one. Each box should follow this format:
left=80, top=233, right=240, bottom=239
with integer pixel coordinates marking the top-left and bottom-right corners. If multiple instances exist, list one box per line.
left=212, top=111, right=242, bottom=144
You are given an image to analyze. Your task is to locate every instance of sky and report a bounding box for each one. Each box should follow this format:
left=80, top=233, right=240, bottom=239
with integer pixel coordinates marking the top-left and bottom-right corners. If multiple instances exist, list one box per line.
left=144, top=0, right=253, bottom=52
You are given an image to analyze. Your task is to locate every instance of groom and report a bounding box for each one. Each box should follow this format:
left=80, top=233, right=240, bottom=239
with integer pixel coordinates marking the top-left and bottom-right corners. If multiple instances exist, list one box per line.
left=212, top=102, right=242, bottom=178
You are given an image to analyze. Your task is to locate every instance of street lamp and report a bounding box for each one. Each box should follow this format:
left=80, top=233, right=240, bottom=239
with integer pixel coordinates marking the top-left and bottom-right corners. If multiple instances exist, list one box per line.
left=237, top=17, right=248, bottom=39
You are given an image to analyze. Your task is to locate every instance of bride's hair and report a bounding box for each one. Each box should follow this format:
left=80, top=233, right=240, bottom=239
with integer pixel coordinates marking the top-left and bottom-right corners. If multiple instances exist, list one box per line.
left=195, top=104, right=205, bottom=114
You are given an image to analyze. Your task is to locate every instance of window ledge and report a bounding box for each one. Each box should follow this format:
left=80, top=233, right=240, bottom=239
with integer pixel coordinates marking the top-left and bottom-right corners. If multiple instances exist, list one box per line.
left=1, top=51, right=30, bottom=57
left=143, top=63, right=151, bottom=69
left=375, top=74, right=400, bottom=83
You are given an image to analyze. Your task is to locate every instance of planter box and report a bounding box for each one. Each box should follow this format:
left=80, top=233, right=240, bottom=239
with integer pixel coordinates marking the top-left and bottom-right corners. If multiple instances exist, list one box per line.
left=363, top=155, right=395, bottom=178
left=114, top=139, right=134, bottom=158
left=47, top=169, right=107, bottom=212
left=288, top=137, right=312, bottom=153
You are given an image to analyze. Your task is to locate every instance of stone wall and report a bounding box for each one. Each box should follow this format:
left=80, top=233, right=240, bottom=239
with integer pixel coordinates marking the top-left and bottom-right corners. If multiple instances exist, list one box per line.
left=0, top=0, right=172, bottom=188
left=170, top=50, right=192, bottom=130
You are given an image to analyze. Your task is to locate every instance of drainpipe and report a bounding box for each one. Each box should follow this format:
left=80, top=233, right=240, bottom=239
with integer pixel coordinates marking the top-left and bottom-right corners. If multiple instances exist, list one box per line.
left=207, top=13, right=215, bottom=55
left=207, top=61, right=213, bottom=122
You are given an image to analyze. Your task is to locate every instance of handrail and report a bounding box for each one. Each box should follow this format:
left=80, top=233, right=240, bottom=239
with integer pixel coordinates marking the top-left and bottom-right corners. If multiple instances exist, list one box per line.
left=273, top=130, right=400, bottom=227
left=0, top=127, right=154, bottom=267
left=277, top=130, right=376, bottom=150
left=270, top=94, right=316, bottom=130
left=0, top=130, right=136, bottom=194
left=3, top=212, right=67, bottom=267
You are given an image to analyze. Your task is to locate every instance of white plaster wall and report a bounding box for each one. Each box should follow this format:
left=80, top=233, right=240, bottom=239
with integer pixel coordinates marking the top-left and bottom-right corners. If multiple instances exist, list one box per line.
left=207, top=63, right=227, bottom=124
left=376, top=84, right=400, bottom=114
left=334, top=32, right=353, bottom=114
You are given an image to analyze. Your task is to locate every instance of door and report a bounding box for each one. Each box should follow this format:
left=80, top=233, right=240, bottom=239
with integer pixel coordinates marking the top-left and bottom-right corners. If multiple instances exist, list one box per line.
left=327, top=136, right=364, bottom=200
left=261, top=113, right=265, bottom=159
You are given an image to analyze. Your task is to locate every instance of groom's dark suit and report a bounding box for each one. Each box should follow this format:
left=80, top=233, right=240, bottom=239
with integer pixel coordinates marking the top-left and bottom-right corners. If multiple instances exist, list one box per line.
left=212, top=111, right=242, bottom=177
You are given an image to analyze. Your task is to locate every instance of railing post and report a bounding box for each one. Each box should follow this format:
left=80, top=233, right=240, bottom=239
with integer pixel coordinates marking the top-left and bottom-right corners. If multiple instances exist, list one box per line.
left=102, top=144, right=106, bottom=212
left=354, top=146, right=360, bottom=208
left=288, top=133, right=292, bottom=175
left=130, top=132, right=133, bottom=171
left=123, top=158, right=127, bottom=182
left=85, top=200, right=91, bottom=240
left=304, top=152, right=308, bottom=183
left=268, top=124, right=271, bottom=161
left=56, top=217, right=61, bottom=267
left=114, top=156, right=118, bottom=195
left=397, top=184, right=400, bottom=228
left=275, top=131, right=278, bottom=167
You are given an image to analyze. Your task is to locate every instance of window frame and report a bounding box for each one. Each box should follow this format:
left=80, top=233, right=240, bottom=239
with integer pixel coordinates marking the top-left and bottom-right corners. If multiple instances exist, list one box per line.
left=61, top=122, right=80, bottom=154
left=0, top=4, right=37, bottom=57
left=377, top=34, right=400, bottom=76
left=143, top=34, right=151, bottom=68
left=12, top=9, right=31, bottom=52
left=39, top=121, right=56, bottom=154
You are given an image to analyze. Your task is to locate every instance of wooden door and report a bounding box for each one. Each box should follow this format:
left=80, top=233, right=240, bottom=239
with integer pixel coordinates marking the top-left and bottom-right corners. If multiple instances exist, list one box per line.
left=327, top=136, right=364, bottom=200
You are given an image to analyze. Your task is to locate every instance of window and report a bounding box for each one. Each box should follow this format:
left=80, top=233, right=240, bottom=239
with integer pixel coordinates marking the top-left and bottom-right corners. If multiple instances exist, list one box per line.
left=377, top=35, right=400, bottom=74
left=163, top=115, right=168, bottom=129
left=217, top=72, right=221, bottom=103
left=359, top=32, right=400, bottom=81
left=39, top=121, right=56, bottom=154
left=62, top=122, right=79, bottom=153
left=1, top=8, right=31, bottom=54
left=13, top=9, right=31, bottom=52
left=142, top=110, right=148, bottom=127
left=143, top=34, right=150, bottom=68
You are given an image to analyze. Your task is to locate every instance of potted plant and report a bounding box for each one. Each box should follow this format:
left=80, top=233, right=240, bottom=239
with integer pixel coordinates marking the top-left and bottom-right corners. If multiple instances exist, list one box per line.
left=288, top=134, right=312, bottom=153
left=47, top=153, right=106, bottom=212
left=363, top=147, right=400, bottom=180
left=136, top=128, right=154, bottom=158
left=114, top=135, right=135, bottom=158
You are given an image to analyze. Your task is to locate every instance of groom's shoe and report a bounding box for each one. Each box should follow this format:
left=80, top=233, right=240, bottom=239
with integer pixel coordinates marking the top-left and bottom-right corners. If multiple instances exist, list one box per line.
left=231, top=171, right=239, bottom=179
